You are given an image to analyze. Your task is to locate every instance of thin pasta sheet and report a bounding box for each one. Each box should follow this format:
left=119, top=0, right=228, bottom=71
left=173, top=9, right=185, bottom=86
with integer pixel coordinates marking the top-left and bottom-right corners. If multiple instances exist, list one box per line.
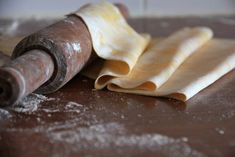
left=75, top=2, right=235, bottom=101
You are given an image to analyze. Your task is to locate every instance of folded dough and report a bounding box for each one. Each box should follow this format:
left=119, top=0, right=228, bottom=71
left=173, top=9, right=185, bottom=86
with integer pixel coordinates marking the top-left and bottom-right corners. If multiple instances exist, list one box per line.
left=106, top=27, right=213, bottom=90
left=109, top=39, right=235, bottom=101
left=75, top=1, right=150, bottom=89
left=75, top=2, right=235, bottom=101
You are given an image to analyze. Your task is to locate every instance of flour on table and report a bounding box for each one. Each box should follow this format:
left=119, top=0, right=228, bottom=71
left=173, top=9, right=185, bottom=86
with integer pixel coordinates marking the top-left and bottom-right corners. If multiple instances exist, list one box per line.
left=0, top=108, right=12, bottom=120
left=64, top=101, right=83, bottom=113
left=39, top=101, right=83, bottom=113
left=215, top=128, right=225, bottom=135
left=9, top=93, right=55, bottom=113
left=41, top=108, right=60, bottom=113
left=46, top=122, right=205, bottom=157
left=5, top=101, right=205, bottom=157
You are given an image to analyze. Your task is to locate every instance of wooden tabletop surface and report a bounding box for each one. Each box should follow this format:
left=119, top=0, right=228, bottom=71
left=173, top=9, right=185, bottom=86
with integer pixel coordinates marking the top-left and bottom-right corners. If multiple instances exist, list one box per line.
left=0, top=16, right=235, bottom=157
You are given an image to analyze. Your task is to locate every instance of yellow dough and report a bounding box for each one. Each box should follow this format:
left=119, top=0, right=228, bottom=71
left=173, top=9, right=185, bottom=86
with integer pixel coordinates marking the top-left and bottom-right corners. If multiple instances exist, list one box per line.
left=108, top=39, right=235, bottom=101
left=75, top=2, right=235, bottom=101
left=75, top=1, right=150, bottom=90
left=105, top=27, right=213, bottom=90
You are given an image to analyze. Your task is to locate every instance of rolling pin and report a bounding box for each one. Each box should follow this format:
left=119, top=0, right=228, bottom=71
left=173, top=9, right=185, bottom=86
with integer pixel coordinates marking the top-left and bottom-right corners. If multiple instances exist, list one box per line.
left=0, top=3, right=129, bottom=107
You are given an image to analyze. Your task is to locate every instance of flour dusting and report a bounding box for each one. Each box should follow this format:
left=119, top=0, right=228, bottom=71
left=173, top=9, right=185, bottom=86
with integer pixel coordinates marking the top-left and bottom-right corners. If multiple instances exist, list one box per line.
left=47, top=122, right=205, bottom=157
left=65, top=101, right=83, bottom=114
left=0, top=108, right=12, bottom=120
left=215, top=128, right=225, bottom=135
left=10, top=93, right=55, bottom=113
left=5, top=99, right=206, bottom=157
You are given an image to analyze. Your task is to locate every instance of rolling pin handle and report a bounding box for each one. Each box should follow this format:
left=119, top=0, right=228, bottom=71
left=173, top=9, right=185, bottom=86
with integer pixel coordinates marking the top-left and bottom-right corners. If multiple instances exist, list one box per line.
left=0, top=49, right=54, bottom=106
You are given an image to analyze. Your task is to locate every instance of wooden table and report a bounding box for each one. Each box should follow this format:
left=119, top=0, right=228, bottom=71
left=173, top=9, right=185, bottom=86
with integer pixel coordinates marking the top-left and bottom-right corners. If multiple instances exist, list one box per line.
left=0, top=17, right=235, bottom=157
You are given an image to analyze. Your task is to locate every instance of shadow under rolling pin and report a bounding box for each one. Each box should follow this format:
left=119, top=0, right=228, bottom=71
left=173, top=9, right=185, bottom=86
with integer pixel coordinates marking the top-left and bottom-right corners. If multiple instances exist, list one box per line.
left=0, top=3, right=129, bottom=107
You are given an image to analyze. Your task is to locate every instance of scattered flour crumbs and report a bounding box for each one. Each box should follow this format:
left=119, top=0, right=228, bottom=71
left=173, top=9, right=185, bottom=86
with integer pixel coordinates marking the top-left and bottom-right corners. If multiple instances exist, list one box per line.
left=7, top=121, right=206, bottom=157
left=10, top=93, right=56, bottom=113
left=0, top=108, right=12, bottom=120
left=47, top=123, right=206, bottom=157
left=0, top=93, right=55, bottom=119
left=2, top=93, right=207, bottom=156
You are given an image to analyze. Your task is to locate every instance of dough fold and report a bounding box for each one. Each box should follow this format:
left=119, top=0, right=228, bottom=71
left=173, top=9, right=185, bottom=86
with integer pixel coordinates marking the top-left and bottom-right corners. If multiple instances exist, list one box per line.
left=75, top=2, right=235, bottom=101
left=74, top=1, right=150, bottom=89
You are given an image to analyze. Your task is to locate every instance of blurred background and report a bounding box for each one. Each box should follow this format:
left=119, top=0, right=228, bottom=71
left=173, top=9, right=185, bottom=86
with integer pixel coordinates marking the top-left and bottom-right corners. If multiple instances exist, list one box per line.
left=0, top=0, right=235, bottom=19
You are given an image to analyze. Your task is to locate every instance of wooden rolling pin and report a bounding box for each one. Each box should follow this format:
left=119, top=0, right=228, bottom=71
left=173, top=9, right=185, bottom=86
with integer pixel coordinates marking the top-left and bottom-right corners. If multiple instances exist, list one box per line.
left=0, top=3, right=129, bottom=107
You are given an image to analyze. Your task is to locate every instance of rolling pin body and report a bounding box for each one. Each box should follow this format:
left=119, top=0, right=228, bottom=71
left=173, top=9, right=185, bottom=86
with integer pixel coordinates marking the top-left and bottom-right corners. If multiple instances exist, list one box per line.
left=12, top=15, right=93, bottom=94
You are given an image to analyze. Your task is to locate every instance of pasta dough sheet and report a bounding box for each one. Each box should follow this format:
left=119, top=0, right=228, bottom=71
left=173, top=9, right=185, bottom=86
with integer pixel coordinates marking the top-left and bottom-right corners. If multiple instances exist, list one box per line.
left=108, top=39, right=235, bottom=101
left=104, top=27, right=212, bottom=90
left=75, top=2, right=235, bottom=101
left=75, top=1, right=150, bottom=89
